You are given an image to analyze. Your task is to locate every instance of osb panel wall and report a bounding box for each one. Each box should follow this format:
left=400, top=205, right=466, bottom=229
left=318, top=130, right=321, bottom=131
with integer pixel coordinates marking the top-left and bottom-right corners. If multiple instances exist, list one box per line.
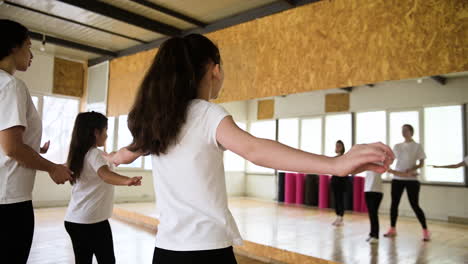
left=53, top=58, right=84, bottom=97
left=108, top=0, right=467, bottom=112
left=210, top=0, right=467, bottom=103
left=325, top=93, right=349, bottom=113
left=257, top=99, right=275, bottom=120
left=107, top=48, right=158, bottom=116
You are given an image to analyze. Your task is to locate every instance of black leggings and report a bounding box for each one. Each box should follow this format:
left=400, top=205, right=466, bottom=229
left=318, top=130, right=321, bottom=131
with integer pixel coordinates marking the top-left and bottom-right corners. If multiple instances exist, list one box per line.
left=365, top=192, right=383, bottom=238
left=390, top=180, right=427, bottom=229
left=153, top=246, right=237, bottom=264
left=65, top=220, right=116, bottom=264
left=0, top=200, right=34, bottom=264
left=331, top=176, right=347, bottom=217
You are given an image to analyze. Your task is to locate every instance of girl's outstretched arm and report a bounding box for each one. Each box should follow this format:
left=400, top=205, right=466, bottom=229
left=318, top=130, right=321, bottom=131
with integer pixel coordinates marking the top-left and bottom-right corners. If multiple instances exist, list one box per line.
left=97, top=165, right=142, bottom=186
left=105, top=148, right=142, bottom=166
left=216, top=116, right=394, bottom=176
left=430, top=162, right=465, bottom=169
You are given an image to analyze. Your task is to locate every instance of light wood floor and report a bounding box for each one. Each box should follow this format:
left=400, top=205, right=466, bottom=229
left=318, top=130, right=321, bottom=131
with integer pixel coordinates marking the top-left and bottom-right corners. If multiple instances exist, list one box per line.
left=116, top=198, right=468, bottom=264
left=28, top=206, right=265, bottom=264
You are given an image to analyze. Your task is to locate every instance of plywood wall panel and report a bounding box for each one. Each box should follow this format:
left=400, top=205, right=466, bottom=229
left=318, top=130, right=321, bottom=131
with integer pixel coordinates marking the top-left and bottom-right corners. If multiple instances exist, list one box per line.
left=53, top=58, right=84, bottom=97
left=107, top=48, right=158, bottom=116
left=108, top=0, right=467, bottom=111
left=325, top=93, right=349, bottom=113
left=257, top=99, right=275, bottom=120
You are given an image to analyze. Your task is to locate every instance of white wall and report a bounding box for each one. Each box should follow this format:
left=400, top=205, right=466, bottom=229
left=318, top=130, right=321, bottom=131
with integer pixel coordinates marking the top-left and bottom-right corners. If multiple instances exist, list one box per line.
left=241, top=76, right=468, bottom=221
left=15, top=52, right=54, bottom=95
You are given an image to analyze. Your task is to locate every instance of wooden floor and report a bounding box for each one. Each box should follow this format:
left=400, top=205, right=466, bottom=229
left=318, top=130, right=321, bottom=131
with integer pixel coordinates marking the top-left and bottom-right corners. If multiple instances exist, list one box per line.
left=116, top=198, right=468, bottom=264
left=29, top=206, right=265, bottom=264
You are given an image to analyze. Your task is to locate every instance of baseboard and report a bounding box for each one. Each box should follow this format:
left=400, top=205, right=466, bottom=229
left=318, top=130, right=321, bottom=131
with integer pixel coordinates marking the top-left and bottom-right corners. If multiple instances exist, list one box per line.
left=448, top=216, right=468, bottom=225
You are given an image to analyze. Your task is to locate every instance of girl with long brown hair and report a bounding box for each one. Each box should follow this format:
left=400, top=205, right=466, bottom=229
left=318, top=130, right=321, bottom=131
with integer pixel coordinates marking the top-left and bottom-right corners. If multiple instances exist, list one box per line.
left=107, top=34, right=394, bottom=263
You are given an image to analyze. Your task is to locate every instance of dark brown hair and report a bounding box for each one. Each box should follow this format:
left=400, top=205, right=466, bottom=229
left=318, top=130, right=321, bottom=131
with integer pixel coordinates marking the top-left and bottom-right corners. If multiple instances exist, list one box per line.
left=127, top=34, right=220, bottom=155
left=336, top=140, right=345, bottom=156
left=403, top=124, right=414, bottom=135
left=0, top=20, right=29, bottom=60
left=67, top=112, right=108, bottom=184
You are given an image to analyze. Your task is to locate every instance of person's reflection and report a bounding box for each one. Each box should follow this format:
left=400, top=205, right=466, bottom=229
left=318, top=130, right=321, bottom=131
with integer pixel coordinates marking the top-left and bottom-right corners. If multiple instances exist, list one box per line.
left=387, top=239, right=398, bottom=264
left=368, top=243, right=379, bottom=264
left=415, top=243, right=428, bottom=264
left=331, top=227, right=345, bottom=263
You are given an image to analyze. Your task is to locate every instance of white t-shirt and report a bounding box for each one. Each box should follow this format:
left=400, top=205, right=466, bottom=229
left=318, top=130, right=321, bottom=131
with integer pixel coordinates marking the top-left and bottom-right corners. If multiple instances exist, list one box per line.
left=65, top=148, right=114, bottom=224
left=0, top=70, right=42, bottom=204
left=392, top=141, right=426, bottom=181
left=364, top=171, right=383, bottom=193
left=152, top=99, right=242, bottom=251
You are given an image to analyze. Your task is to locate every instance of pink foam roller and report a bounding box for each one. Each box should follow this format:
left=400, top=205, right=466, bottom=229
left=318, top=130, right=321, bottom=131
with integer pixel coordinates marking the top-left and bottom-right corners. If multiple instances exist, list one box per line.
left=318, top=175, right=330, bottom=209
left=353, top=176, right=364, bottom=212
left=285, top=173, right=297, bottom=204
left=360, top=177, right=368, bottom=212
left=295, top=173, right=306, bottom=204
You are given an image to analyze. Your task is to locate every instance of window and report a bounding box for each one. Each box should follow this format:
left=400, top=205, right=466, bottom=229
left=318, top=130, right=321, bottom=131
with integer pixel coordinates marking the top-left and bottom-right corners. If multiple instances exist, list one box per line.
left=41, top=96, right=79, bottom=164
left=300, top=117, right=322, bottom=154
left=424, top=105, right=464, bottom=183
left=106, top=117, right=115, bottom=153
left=324, top=114, right=352, bottom=157
left=224, top=122, right=247, bottom=172
left=117, top=115, right=142, bottom=168
left=356, top=111, right=386, bottom=144
left=247, top=120, right=276, bottom=174
left=32, top=96, right=39, bottom=110
left=278, top=118, right=299, bottom=148
left=389, top=111, right=420, bottom=150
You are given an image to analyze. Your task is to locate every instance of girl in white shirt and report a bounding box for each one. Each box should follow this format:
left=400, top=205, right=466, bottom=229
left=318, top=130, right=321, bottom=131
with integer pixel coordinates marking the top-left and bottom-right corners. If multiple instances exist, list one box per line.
left=364, top=171, right=383, bottom=244
left=107, top=34, right=395, bottom=263
left=65, top=112, right=142, bottom=264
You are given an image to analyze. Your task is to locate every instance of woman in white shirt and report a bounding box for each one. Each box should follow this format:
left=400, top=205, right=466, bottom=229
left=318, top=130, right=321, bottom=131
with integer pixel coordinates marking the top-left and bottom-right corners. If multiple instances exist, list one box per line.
left=107, top=34, right=395, bottom=263
left=65, top=112, right=142, bottom=264
left=385, top=124, right=430, bottom=241
left=0, top=19, right=72, bottom=263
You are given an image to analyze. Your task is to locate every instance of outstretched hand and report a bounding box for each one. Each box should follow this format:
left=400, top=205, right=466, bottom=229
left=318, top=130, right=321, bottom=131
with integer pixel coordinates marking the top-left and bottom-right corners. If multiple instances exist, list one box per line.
left=126, top=176, right=142, bottom=186
left=40, top=141, right=50, bottom=154
left=335, top=142, right=394, bottom=176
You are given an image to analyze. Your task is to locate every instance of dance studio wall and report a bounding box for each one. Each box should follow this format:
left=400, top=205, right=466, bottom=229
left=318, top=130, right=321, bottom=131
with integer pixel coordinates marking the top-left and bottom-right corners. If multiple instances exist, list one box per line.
left=230, top=76, right=468, bottom=220
left=15, top=52, right=54, bottom=95
left=107, top=0, right=467, bottom=115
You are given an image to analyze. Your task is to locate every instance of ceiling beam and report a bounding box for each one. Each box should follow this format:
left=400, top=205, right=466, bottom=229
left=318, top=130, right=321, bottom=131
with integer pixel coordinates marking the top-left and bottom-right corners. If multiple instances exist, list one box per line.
left=89, top=0, right=322, bottom=66
left=29, top=31, right=117, bottom=57
left=129, top=0, right=207, bottom=27
left=340, top=87, right=354, bottom=92
left=3, top=0, right=147, bottom=44
left=284, top=0, right=298, bottom=6
left=430, top=75, right=447, bottom=85
left=55, top=0, right=182, bottom=36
